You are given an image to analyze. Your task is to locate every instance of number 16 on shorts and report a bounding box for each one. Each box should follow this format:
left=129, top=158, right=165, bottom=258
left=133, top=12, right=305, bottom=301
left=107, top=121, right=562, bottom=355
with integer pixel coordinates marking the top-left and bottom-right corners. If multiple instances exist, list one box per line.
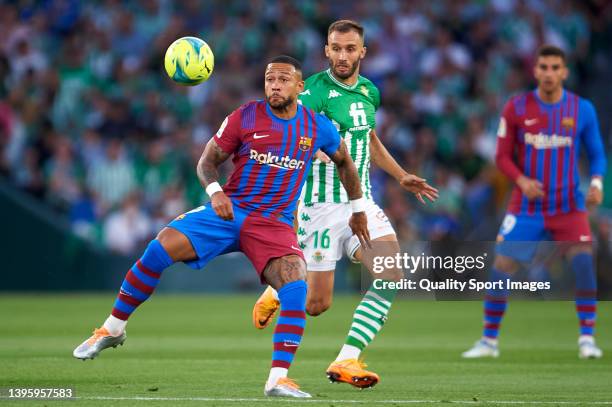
left=313, top=229, right=331, bottom=249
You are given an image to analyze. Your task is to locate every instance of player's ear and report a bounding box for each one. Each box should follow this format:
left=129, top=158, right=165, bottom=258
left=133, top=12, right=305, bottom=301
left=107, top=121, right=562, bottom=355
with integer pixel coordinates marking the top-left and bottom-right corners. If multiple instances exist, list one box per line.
left=296, top=79, right=304, bottom=93
left=360, top=45, right=367, bottom=60
left=561, top=65, right=569, bottom=81
left=325, top=44, right=330, bottom=58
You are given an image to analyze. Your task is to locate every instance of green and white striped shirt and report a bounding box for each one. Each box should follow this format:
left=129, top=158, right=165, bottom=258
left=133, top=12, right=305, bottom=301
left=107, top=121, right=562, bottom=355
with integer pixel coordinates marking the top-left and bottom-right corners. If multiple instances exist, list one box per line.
left=299, top=69, right=380, bottom=203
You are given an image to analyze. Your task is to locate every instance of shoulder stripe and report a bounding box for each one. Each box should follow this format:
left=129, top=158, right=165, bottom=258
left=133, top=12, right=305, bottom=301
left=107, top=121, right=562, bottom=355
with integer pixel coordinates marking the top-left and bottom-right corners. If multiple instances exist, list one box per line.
left=514, top=93, right=528, bottom=116
left=240, top=101, right=258, bottom=130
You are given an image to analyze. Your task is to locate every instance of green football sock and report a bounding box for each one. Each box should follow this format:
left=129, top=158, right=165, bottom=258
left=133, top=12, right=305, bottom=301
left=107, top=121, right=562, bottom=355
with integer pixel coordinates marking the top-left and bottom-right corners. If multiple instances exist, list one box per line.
left=337, top=282, right=397, bottom=360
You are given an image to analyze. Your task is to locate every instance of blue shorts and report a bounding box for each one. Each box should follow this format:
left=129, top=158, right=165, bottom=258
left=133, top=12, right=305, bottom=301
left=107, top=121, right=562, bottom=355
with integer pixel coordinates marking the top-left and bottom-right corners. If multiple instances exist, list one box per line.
left=167, top=202, right=304, bottom=281
left=496, top=211, right=592, bottom=263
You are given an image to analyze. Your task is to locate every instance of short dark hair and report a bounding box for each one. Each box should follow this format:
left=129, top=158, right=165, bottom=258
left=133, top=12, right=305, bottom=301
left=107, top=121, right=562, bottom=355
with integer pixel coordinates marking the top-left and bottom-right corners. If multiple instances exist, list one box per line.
left=328, top=19, right=364, bottom=40
left=537, top=45, right=566, bottom=62
left=268, top=55, right=302, bottom=72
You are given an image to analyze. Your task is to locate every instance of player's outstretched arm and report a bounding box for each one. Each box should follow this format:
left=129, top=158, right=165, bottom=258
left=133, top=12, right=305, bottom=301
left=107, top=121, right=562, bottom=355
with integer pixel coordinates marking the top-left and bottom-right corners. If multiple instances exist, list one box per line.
left=329, top=140, right=371, bottom=248
left=197, top=138, right=234, bottom=221
left=369, top=129, right=438, bottom=204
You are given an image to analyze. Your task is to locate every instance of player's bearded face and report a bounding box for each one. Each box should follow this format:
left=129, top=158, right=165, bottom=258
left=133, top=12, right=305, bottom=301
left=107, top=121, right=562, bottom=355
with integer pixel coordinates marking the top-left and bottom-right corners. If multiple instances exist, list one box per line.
left=264, top=63, right=303, bottom=111
left=326, top=31, right=366, bottom=80
left=330, top=56, right=360, bottom=80
left=266, top=93, right=294, bottom=110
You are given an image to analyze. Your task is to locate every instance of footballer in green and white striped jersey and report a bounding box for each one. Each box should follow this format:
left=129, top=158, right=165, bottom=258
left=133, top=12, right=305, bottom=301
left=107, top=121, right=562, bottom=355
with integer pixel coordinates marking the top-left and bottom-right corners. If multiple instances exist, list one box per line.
left=299, top=69, right=380, bottom=203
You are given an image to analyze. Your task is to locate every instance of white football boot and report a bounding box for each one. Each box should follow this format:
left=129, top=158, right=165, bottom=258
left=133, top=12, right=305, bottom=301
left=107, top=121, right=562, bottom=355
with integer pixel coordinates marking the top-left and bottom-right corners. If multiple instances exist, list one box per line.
left=578, top=335, right=603, bottom=359
left=73, top=327, right=126, bottom=360
left=264, top=378, right=311, bottom=398
left=461, top=338, right=500, bottom=358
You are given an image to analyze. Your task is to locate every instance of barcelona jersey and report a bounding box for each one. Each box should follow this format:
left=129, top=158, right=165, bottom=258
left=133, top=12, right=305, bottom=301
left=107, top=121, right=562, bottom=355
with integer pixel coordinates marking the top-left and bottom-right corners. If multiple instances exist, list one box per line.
left=496, top=90, right=606, bottom=215
left=214, top=100, right=341, bottom=225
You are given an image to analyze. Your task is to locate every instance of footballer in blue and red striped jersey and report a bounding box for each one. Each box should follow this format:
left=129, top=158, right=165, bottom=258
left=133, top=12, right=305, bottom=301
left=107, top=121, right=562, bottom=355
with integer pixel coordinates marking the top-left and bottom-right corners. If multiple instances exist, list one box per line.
left=462, top=45, right=605, bottom=360
left=73, top=55, right=370, bottom=398
left=495, top=69, right=606, bottom=255
left=169, top=68, right=355, bottom=278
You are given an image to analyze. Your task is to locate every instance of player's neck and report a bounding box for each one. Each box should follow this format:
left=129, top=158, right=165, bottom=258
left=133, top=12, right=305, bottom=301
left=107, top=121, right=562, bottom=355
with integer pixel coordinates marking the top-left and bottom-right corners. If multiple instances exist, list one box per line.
left=269, top=102, right=298, bottom=120
left=537, top=87, right=563, bottom=104
left=331, top=70, right=360, bottom=87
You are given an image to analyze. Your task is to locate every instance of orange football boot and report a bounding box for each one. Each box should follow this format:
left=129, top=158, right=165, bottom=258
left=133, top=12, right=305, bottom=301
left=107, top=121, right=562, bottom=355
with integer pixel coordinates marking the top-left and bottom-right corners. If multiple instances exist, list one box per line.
left=326, top=358, right=379, bottom=388
left=252, top=286, right=280, bottom=329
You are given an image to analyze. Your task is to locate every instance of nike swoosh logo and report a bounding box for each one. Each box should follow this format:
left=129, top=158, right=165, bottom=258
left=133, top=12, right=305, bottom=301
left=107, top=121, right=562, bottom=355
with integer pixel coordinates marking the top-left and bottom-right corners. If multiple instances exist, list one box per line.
left=268, top=163, right=289, bottom=170
left=253, top=133, right=270, bottom=139
left=291, top=245, right=301, bottom=250
left=524, top=118, right=538, bottom=126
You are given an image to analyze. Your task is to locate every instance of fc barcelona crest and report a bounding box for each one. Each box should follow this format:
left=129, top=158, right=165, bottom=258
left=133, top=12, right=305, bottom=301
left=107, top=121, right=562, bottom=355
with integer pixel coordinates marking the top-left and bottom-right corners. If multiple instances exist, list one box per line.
left=299, top=136, right=312, bottom=151
left=562, top=117, right=575, bottom=129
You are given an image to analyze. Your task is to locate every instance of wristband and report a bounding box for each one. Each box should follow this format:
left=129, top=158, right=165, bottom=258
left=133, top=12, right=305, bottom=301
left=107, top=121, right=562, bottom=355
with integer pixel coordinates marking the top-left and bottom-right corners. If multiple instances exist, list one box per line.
left=591, top=178, right=603, bottom=191
left=206, top=182, right=223, bottom=197
left=350, top=197, right=366, bottom=213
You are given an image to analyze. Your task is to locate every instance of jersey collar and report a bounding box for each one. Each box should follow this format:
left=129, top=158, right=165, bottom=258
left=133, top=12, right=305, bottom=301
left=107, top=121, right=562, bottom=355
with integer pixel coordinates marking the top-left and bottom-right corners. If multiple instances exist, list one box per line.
left=265, top=101, right=302, bottom=122
left=326, top=69, right=360, bottom=90
left=533, top=88, right=566, bottom=108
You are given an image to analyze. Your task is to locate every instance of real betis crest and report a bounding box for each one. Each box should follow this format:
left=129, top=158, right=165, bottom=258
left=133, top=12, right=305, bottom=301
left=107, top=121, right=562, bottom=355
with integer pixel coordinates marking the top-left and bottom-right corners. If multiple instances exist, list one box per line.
left=299, top=136, right=312, bottom=151
left=360, top=85, right=369, bottom=96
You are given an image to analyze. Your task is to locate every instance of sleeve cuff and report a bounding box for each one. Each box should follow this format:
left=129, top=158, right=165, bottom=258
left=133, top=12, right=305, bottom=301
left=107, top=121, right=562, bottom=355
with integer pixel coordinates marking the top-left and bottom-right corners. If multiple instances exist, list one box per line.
left=214, top=138, right=235, bottom=155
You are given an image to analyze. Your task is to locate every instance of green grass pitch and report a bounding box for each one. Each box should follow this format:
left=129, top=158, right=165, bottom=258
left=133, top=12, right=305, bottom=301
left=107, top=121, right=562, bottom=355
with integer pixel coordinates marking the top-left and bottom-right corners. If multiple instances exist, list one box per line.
left=1, top=294, right=611, bottom=406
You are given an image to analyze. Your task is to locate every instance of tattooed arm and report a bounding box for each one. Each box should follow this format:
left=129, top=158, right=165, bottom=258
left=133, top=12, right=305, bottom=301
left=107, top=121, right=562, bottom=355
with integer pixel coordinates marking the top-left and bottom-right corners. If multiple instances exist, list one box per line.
left=197, top=138, right=234, bottom=220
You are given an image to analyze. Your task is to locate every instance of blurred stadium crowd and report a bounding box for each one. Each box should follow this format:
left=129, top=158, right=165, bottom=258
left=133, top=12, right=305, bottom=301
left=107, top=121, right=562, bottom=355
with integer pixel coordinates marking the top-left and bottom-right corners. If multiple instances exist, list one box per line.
left=1, top=0, right=612, bottom=254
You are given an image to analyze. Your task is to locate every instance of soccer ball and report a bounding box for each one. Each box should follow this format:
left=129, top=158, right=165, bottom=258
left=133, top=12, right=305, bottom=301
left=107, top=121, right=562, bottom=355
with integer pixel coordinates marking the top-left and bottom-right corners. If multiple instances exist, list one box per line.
left=164, top=36, right=214, bottom=86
